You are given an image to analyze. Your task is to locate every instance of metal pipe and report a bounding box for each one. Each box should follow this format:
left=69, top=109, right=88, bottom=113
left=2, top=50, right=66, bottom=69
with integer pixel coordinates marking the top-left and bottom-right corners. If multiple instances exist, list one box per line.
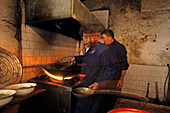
left=22, top=63, right=56, bottom=68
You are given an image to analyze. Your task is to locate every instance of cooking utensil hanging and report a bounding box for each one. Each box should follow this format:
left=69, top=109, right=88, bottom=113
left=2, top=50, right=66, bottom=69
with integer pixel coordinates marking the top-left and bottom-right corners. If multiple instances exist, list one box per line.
left=72, top=87, right=149, bottom=102
left=0, top=47, right=22, bottom=88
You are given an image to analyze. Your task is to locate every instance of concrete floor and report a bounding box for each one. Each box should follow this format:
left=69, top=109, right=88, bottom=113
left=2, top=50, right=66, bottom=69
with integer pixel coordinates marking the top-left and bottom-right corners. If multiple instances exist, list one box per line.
left=117, top=98, right=170, bottom=113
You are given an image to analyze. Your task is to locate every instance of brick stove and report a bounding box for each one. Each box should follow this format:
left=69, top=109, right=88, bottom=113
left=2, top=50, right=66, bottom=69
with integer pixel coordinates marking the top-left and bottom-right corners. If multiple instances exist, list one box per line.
left=28, top=63, right=81, bottom=113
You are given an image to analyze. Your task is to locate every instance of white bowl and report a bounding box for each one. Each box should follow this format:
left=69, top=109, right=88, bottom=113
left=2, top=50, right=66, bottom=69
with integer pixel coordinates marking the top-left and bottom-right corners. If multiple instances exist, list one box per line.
left=0, top=89, right=16, bottom=107
left=5, top=83, right=37, bottom=96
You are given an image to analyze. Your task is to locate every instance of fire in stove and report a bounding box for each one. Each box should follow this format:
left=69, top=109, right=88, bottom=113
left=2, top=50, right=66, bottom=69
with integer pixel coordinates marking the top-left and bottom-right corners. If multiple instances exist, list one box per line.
left=41, top=67, right=80, bottom=86
left=28, top=64, right=82, bottom=113
left=42, top=67, right=73, bottom=81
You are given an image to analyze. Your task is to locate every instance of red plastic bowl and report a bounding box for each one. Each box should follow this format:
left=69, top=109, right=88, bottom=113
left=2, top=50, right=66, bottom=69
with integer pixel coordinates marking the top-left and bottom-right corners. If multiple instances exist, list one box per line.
left=108, top=108, right=150, bottom=113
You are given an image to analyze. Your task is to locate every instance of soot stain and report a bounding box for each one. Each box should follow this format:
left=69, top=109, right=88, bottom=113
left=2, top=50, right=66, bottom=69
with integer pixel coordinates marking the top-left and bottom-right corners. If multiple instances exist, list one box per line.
left=120, top=33, right=143, bottom=64
left=140, top=35, right=148, bottom=42
left=153, top=34, right=157, bottom=42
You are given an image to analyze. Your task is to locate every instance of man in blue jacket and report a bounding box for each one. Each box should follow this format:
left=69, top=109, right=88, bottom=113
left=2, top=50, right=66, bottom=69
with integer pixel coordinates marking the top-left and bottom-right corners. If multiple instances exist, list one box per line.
left=73, top=27, right=117, bottom=113
left=101, top=29, right=129, bottom=89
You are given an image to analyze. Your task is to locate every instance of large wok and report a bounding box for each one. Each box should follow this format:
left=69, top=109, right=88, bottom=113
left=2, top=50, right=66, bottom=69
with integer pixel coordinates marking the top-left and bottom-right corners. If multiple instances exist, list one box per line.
left=72, top=87, right=149, bottom=102
left=43, top=62, right=81, bottom=77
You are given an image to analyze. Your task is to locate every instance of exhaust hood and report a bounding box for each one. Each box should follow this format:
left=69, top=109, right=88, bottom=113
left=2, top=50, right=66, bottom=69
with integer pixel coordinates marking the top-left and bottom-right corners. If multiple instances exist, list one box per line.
left=25, top=0, right=104, bottom=40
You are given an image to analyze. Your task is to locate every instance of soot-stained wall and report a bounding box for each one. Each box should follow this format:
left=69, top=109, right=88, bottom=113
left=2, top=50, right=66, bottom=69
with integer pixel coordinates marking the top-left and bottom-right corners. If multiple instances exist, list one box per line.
left=0, top=0, right=21, bottom=61
left=83, top=0, right=170, bottom=66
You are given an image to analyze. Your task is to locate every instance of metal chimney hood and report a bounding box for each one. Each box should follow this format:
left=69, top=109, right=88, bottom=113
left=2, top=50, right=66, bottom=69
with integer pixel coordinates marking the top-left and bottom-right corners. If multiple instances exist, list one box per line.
left=25, top=0, right=104, bottom=40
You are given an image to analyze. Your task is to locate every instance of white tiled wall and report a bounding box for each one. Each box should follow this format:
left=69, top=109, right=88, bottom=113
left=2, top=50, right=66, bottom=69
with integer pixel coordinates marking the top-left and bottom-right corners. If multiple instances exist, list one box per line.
left=21, top=1, right=78, bottom=82
left=91, top=10, right=109, bottom=29
left=21, top=26, right=77, bottom=81
left=122, top=64, right=169, bottom=102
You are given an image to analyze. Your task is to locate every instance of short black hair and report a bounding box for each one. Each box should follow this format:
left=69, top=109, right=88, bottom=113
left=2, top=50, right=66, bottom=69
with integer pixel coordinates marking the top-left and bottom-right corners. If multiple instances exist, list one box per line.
left=101, top=29, right=114, bottom=39
left=79, top=24, right=104, bottom=36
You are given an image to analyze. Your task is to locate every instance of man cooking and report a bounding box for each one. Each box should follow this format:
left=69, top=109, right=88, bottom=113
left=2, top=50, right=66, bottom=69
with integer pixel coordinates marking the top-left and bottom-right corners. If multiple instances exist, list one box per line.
left=73, top=26, right=118, bottom=113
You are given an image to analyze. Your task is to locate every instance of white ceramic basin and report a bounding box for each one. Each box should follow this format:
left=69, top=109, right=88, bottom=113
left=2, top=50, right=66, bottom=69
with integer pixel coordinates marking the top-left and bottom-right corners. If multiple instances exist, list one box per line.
left=0, top=89, right=16, bottom=107
left=5, top=83, right=37, bottom=96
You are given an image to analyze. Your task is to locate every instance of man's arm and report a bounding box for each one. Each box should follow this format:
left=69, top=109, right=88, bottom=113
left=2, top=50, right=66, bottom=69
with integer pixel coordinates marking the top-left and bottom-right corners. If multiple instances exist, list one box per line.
left=117, top=70, right=126, bottom=88
left=119, top=45, right=129, bottom=70
left=117, top=44, right=129, bottom=88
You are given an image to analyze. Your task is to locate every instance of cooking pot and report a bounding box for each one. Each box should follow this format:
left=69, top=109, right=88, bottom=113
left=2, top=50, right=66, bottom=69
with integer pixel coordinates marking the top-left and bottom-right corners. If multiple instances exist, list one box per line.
left=72, top=87, right=149, bottom=102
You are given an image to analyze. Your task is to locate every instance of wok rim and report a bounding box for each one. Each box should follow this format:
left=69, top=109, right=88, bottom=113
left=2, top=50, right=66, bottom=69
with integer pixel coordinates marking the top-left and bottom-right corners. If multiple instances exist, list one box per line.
left=72, top=87, right=94, bottom=95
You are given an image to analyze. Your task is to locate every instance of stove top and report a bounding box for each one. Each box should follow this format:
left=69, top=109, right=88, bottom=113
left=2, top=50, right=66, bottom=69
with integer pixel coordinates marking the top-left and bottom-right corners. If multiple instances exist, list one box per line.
left=29, top=75, right=80, bottom=89
left=28, top=75, right=77, bottom=113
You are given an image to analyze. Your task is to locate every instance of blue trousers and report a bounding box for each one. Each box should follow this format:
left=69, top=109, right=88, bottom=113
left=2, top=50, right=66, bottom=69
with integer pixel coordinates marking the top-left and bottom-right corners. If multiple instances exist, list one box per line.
left=74, top=94, right=117, bottom=113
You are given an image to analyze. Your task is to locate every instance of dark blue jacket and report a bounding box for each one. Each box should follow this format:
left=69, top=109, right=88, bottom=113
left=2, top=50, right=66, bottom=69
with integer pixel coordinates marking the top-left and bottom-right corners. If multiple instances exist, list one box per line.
left=75, top=42, right=116, bottom=87
left=109, top=40, right=129, bottom=80
left=74, top=43, right=117, bottom=113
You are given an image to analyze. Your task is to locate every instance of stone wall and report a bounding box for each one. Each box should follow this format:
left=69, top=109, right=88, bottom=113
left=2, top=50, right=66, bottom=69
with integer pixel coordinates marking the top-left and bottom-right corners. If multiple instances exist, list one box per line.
left=82, top=0, right=170, bottom=102
left=83, top=0, right=170, bottom=66
left=0, top=0, right=21, bottom=60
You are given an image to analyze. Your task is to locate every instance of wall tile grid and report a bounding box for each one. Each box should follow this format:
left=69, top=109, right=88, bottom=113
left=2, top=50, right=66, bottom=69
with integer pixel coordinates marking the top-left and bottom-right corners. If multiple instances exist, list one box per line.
left=91, top=10, right=109, bottom=29
left=21, top=25, right=77, bottom=82
left=122, top=64, right=168, bottom=101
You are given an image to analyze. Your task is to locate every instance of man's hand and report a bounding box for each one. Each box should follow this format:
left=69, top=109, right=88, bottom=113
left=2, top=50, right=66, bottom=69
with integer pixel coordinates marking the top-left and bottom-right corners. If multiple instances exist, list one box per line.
left=89, top=82, right=99, bottom=90
left=76, top=48, right=83, bottom=54
left=117, top=79, right=123, bottom=88
left=69, top=57, right=76, bottom=64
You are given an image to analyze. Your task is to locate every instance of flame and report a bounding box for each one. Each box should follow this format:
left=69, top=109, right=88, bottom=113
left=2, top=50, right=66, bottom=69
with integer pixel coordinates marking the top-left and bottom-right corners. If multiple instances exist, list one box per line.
left=42, top=68, right=73, bottom=81
left=42, top=68, right=63, bottom=81
left=77, top=74, right=86, bottom=78
left=64, top=76, right=73, bottom=80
